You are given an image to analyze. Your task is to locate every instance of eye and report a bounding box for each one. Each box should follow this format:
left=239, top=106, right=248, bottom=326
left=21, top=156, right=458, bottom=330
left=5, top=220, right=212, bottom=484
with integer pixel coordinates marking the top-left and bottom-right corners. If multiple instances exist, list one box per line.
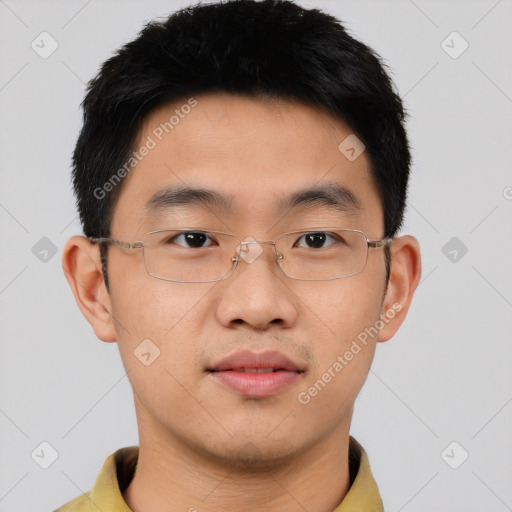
left=168, top=231, right=216, bottom=248
left=294, top=232, right=340, bottom=249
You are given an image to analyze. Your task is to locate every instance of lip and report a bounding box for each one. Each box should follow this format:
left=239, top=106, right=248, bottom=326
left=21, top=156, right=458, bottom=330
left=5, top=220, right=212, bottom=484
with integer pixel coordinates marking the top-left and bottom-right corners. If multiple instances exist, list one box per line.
left=208, top=349, right=304, bottom=372
left=207, top=350, right=305, bottom=398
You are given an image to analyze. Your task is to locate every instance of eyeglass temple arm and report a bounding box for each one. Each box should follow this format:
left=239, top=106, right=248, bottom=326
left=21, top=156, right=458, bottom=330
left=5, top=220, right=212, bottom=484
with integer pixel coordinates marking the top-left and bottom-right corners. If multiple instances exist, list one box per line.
left=368, top=237, right=393, bottom=248
left=88, top=237, right=143, bottom=250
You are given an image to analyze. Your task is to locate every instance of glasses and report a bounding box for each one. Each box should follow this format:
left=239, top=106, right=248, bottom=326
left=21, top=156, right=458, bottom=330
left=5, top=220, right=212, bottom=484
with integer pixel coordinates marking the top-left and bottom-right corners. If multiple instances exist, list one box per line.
left=89, top=227, right=392, bottom=283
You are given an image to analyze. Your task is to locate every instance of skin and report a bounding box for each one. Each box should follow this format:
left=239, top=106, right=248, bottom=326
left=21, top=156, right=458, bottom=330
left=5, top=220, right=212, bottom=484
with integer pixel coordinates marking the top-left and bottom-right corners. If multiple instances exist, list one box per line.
left=63, top=92, right=421, bottom=512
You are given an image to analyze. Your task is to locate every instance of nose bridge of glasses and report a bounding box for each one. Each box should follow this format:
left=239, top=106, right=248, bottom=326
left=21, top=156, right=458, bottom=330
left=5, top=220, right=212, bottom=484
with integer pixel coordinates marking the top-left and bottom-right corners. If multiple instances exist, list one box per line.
left=235, top=237, right=280, bottom=265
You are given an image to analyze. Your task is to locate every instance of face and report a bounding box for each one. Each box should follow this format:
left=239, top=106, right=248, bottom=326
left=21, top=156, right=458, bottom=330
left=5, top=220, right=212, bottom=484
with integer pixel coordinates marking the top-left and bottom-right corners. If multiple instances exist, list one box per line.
left=91, top=92, right=398, bottom=466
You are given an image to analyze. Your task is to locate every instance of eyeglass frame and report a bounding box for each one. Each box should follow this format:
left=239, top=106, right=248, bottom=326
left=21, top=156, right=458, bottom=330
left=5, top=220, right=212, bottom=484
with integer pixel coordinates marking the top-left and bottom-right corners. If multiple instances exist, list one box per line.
left=88, top=227, right=393, bottom=283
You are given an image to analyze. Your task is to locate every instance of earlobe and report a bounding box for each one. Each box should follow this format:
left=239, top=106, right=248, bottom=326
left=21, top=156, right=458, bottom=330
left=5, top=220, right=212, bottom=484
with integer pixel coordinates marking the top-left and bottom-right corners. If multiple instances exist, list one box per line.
left=62, top=235, right=117, bottom=343
left=377, top=235, right=422, bottom=343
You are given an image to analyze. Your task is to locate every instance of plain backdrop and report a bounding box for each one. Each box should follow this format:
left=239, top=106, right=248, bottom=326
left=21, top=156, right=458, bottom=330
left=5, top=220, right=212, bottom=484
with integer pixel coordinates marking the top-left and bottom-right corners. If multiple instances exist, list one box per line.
left=1, top=1, right=511, bottom=511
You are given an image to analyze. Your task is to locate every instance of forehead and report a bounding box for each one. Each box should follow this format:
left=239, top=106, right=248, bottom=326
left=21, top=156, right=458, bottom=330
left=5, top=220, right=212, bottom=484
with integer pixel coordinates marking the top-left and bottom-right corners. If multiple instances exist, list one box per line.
left=110, top=92, right=383, bottom=236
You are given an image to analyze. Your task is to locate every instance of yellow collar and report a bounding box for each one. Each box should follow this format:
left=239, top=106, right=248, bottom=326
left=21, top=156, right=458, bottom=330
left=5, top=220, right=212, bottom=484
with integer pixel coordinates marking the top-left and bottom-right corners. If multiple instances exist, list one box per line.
left=333, top=436, right=383, bottom=511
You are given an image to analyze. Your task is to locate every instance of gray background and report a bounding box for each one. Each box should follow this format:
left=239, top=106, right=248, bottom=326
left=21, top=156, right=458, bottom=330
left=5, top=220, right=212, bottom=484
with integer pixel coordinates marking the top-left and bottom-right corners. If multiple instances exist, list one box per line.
left=1, top=1, right=511, bottom=511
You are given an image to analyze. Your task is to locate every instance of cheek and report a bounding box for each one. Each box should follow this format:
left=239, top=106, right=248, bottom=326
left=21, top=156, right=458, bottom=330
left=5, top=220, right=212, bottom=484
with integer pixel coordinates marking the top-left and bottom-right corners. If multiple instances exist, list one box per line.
left=299, top=273, right=383, bottom=343
left=297, top=278, right=383, bottom=402
left=108, top=275, right=211, bottom=373
left=109, top=281, right=213, bottom=427
left=110, top=268, right=216, bottom=337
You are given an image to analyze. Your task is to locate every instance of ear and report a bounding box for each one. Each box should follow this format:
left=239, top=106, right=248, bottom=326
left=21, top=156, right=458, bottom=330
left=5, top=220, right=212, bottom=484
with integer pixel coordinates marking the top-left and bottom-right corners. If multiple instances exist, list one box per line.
left=377, top=235, right=421, bottom=342
left=62, top=235, right=117, bottom=342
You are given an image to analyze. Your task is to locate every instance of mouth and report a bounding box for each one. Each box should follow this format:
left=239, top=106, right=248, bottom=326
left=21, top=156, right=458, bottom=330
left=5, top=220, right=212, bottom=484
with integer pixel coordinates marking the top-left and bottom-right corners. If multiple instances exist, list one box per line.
left=209, top=368, right=304, bottom=373
left=208, top=369, right=304, bottom=397
left=207, top=350, right=305, bottom=397
left=207, top=349, right=305, bottom=373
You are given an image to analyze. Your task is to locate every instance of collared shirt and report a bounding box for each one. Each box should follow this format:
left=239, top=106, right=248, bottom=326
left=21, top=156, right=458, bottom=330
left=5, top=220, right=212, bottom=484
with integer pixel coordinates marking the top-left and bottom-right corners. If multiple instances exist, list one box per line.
left=54, top=436, right=383, bottom=511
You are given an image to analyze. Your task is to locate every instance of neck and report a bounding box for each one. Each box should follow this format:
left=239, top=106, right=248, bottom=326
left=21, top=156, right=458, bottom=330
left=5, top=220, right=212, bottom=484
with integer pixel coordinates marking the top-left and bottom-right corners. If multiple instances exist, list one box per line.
left=123, top=396, right=353, bottom=512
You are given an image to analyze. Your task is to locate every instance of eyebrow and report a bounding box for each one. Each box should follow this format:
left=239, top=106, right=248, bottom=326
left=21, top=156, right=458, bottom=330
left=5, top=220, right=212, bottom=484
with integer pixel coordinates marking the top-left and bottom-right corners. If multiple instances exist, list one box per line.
left=143, top=181, right=362, bottom=217
left=278, top=181, right=362, bottom=216
left=144, top=185, right=233, bottom=216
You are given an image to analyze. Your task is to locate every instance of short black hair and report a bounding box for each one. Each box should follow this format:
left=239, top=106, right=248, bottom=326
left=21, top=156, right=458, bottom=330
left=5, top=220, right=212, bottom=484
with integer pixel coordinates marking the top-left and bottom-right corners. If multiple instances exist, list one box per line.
left=72, top=0, right=410, bottom=291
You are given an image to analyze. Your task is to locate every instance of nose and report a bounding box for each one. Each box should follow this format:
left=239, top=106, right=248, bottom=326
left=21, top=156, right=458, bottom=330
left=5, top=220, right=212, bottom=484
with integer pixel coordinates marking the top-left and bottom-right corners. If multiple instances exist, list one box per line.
left=214, top=239, right=299, bottom=330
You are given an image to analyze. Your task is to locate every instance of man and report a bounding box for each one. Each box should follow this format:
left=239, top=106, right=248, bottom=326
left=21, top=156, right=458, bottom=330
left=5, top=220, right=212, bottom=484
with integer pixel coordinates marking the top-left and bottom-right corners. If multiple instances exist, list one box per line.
left=58, top=0, right=421, bottom=510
